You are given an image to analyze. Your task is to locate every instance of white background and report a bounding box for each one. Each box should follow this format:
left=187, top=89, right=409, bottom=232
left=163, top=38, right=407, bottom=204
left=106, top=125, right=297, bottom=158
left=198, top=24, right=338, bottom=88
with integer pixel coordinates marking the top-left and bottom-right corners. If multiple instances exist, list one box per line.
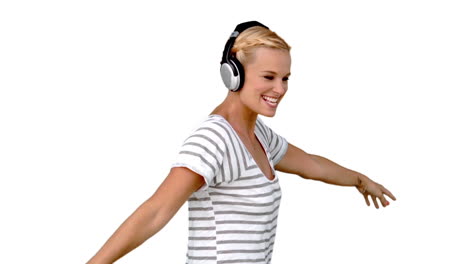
left=1, top=0, right=467, bottom=263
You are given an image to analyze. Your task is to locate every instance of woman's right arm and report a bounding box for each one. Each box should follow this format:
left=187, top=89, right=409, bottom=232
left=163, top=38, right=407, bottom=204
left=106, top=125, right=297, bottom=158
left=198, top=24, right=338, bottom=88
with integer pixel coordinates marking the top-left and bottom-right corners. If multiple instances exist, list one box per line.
left=87, top=167, right=205, bottom=264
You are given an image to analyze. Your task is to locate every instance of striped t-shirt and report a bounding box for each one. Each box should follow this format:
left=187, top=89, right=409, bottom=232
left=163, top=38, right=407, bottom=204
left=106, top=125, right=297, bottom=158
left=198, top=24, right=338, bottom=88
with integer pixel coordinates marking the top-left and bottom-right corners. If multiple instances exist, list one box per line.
left=172, top=114, right=288, bottom=264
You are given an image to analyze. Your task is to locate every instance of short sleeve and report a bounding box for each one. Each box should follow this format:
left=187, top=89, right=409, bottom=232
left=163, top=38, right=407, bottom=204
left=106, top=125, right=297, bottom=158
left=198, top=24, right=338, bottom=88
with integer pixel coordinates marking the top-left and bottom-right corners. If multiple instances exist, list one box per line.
left=171, top=120, right=226, bottom=190
left=256, top=118, right=288, bottom=166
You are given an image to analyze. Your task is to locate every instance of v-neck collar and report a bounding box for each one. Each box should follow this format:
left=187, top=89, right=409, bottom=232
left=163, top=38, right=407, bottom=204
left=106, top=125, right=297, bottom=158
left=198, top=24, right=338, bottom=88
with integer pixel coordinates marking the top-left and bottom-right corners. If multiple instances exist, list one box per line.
left=209, top=114, right=276, bottom=182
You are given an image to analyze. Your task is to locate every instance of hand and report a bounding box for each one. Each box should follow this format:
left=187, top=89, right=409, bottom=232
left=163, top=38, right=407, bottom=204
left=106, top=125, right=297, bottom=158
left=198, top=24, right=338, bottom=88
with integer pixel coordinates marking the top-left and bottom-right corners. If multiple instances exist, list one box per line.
left=356, top=176, right=396, bottom=209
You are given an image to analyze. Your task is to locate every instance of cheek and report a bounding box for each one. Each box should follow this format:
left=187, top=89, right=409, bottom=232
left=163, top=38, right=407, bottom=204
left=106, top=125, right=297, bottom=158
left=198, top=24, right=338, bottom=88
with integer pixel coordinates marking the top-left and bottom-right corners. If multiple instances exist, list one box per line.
left=253, top=79, right=272, bottom=92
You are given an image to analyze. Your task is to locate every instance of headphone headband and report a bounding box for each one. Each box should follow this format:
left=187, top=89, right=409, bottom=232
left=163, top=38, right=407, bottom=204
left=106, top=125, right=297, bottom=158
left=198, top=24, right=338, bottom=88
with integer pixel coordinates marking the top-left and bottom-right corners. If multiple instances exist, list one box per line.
left=234, top=21, right=269, bottom=35
left=221, top=21, right=269, bottom=64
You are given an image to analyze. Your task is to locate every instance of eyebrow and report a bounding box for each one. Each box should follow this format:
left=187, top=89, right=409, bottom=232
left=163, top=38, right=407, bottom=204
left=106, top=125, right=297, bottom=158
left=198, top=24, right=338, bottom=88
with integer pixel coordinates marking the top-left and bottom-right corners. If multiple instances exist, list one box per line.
left=261, top=70, right=291, bottom=77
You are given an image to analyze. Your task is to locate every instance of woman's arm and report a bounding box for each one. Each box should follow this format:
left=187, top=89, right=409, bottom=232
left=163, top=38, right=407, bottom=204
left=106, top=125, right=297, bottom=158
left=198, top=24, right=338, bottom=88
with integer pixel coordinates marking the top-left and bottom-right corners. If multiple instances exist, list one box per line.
left=87, top=167, right=205, bottom=264
left=275, top=143, right=396, bottom=208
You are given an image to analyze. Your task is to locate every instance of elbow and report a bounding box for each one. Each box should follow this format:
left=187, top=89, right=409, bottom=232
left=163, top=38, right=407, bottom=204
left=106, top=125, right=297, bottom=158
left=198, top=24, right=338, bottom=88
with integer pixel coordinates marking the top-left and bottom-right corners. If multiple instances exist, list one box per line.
left=142, top=199, right=171, bottom=233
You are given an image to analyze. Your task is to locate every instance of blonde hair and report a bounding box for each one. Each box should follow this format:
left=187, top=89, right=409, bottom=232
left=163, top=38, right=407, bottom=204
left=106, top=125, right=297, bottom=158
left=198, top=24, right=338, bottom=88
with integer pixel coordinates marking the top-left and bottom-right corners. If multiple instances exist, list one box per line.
left=232, top=26, right=291, bottom=66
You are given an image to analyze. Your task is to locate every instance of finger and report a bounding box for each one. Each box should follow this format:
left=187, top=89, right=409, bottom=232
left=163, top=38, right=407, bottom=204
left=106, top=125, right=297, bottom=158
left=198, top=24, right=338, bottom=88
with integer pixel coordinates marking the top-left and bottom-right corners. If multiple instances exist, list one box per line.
left=378, top=195, right=389, bottom=207
left=372, top=195, right=379, bottom=209
left=363, top=193, right=371, bottom=206
left=382, top=186, right=397, bottom=201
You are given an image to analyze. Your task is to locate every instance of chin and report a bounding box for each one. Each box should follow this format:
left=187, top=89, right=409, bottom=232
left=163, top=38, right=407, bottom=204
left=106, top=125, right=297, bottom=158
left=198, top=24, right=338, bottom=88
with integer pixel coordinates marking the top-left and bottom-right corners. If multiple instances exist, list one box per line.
left=260, top=111, right=276, bottom=118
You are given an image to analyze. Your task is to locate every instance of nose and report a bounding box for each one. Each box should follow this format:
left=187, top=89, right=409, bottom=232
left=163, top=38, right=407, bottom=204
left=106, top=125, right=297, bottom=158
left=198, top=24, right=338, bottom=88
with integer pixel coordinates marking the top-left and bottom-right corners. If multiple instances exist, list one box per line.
left=273, top=79, right=288, bottom=96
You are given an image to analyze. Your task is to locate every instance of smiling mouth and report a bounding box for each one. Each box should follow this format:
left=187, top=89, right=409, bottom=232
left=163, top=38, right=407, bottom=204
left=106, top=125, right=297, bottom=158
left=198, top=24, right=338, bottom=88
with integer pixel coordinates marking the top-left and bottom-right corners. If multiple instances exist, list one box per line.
left=262, top=95, right=279, bottom=107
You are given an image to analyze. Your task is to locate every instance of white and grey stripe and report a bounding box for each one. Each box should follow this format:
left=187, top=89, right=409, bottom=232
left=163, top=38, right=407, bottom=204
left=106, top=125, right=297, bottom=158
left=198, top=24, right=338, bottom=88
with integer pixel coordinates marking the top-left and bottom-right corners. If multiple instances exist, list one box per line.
left=173, top=115, right=288, bottom=264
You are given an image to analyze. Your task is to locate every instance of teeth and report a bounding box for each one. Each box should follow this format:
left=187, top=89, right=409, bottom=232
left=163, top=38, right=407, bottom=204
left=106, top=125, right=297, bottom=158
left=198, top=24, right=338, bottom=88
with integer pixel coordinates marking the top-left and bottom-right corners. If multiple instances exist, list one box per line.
left=262, top=96, right=278, bottom=103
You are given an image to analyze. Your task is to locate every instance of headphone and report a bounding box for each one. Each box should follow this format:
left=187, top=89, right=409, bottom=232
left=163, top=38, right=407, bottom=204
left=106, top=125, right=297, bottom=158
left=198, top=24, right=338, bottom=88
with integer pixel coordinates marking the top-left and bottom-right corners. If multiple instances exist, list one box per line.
left=220, top=21, right=269, bottom=92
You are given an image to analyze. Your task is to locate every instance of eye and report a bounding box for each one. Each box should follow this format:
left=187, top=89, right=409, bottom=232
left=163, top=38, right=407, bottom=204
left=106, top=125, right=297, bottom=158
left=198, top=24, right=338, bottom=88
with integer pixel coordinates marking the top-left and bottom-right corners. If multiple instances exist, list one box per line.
left=282, top=77, right=289, bottom=82
left=264, top=76, right=274, bottom=80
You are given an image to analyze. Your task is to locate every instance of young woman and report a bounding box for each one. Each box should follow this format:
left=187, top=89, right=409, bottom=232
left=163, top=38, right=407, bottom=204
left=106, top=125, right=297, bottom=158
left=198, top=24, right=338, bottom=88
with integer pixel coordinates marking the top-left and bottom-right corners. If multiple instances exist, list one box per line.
left=87, top=21, right=396, bottom=264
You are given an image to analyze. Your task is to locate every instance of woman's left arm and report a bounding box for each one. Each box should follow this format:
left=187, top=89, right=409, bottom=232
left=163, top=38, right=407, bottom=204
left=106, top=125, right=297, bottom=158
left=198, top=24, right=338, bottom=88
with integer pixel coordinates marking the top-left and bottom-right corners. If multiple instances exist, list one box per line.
left=275, top=143, right=396, bottom=208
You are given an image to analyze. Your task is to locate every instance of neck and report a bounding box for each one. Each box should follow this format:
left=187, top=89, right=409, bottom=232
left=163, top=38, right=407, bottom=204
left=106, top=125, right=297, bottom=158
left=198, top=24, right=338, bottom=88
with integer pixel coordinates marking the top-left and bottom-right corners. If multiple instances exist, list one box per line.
left=211, top=92, right=257, bottom=137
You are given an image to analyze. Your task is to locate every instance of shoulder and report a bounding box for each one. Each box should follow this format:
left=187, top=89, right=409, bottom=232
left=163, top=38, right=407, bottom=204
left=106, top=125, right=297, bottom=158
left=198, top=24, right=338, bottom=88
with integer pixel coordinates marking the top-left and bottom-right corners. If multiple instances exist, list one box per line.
left=255, top=117, right=275, bottom=142
left=182, top=115, right=233, bottom=148
left=255, top=117, right=289, bottom=164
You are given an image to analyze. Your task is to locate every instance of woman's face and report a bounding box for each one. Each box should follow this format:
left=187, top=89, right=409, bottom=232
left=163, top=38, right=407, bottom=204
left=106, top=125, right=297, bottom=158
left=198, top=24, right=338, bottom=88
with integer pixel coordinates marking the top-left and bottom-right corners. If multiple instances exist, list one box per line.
left=240, top=47, right=291, bottom=117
